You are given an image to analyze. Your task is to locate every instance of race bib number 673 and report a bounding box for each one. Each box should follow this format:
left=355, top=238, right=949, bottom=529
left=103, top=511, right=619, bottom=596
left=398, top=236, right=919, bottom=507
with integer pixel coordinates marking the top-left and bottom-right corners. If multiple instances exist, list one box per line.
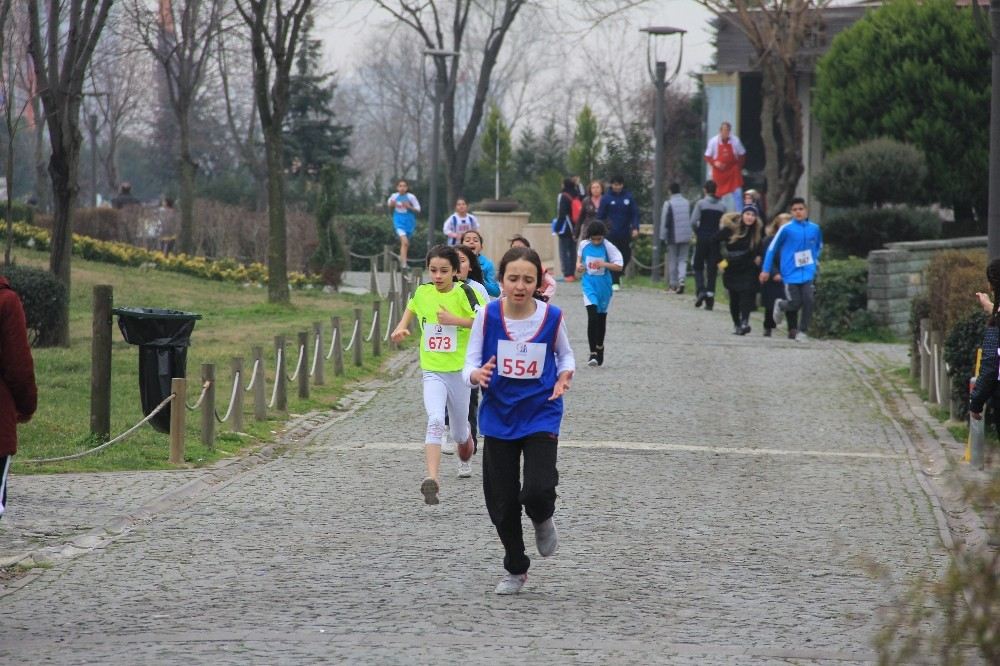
left=423, top=324, right=457, bottom=352
left=497, top=340, right=546, bottom=379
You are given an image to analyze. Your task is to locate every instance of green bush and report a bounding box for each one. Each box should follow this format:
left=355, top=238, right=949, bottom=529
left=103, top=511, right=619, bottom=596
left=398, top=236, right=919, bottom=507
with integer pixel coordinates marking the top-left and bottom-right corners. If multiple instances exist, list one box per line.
left=336, top=214, right=443, bottom=270
left=926, top=249, right=986, bottom=334
left=812, top=138, right=928, bottom=207
left=910, top=293, right=931, bottom=350
left=811, top=257, right=873, bottom=338
left=0, top=264, right=67, bottom=347
left=821, top=206, right=940, bottom=256
left=0, top=202, right=35, bottom=225
left=944, top=309, right=987, bottom=419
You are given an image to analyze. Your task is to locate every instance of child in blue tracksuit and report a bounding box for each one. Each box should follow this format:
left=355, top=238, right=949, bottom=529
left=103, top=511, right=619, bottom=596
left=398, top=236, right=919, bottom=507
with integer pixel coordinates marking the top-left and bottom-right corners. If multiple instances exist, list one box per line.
left=465, top=246, right=575, bottom=595
left=386, top=179, right=421, bottom=268
left=575, top=221, right=623, bottom=367
left=759, top=197, right=823, bottom=341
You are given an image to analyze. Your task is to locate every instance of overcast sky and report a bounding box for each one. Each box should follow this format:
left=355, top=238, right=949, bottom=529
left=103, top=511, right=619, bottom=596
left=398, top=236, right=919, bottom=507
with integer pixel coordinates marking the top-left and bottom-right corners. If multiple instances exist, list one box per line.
left=316, top=1, right=718, bottom=93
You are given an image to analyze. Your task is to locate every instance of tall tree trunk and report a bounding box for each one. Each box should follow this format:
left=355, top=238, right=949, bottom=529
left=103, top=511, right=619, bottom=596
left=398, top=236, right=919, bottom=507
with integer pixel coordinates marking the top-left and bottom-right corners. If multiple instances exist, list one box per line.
left=5, top=134, right=14, bottom=266
left=33, top=100, right=50, bottom=214
left=48, top=121, right=82, bottom=347
left=760, top=60, right=805, bottom=216
left=177, top=112, right=196, bottom=254
left=264, top=126, right=289, bottom=303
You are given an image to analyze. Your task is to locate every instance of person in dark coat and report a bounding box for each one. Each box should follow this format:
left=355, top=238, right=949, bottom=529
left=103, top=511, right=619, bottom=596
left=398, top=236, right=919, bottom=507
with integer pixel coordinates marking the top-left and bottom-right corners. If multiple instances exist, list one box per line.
left=760, top=213, right=791, bottom=337
left=969, top=259, right=1000, bottom=431
left=713, top=205, right=763, bottom=335
left=0, top=276, right=38, bottom=520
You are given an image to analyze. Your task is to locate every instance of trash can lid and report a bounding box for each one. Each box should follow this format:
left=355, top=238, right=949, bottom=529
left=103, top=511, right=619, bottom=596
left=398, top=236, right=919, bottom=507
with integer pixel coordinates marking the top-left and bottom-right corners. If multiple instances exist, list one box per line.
left=112, top=307, right=202, bottom=320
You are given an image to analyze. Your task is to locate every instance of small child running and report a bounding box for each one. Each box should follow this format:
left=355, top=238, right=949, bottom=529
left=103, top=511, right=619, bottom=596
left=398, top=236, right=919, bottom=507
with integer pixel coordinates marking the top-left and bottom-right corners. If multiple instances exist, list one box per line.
left=464, top=246, right=575, bottom=595
left=391, top=245, right=480, bottom=504
left=386, top=179, right=421, bottom=268
left=461, top=230, right=501, bottom=297
left=575, top=221, right=623, bottom=367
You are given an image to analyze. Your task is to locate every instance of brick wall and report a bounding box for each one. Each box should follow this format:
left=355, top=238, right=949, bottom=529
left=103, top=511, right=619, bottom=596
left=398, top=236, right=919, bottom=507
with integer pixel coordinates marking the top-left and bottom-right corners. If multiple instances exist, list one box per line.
left=867, top=237, right=987, bottom=334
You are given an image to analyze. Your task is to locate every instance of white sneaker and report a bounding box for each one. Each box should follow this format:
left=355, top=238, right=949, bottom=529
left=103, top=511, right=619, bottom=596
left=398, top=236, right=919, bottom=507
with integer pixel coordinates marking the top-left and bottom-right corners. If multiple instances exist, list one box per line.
left=612, top=283, right=621, bottom=292
left=533, top=517, right=558, bottom=557
left=457, top=460, right=472, bottom=478
left=495, top=572, right=527, bottom=595
left=772, top=299, right=785, bottom=326
left=796, top=332, right=809, bottom=342
left=441, top=437, right=455, bottom=455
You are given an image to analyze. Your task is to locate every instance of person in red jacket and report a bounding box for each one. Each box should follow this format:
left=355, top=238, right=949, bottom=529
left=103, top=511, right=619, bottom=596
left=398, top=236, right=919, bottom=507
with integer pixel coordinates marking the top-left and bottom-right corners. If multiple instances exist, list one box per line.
left=0, top=276, right=38, bottom=521
left=704, top=121, right=747, bottom=212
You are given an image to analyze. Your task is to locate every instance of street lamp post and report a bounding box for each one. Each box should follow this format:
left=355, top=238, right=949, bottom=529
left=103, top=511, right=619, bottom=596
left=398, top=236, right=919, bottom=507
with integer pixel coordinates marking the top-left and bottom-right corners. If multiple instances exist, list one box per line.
left=87, top=112, right=99, bottom=207
left=423, top=49, right=460, bottom=257
left=989, top=0, right=1000, bottom=260
left=640, top=26, right=685, bottom=283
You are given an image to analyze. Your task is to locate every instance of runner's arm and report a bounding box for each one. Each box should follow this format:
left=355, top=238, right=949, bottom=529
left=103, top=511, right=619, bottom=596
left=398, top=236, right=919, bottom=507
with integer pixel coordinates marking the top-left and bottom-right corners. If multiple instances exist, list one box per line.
left=462, top=309, right=487, bottom=386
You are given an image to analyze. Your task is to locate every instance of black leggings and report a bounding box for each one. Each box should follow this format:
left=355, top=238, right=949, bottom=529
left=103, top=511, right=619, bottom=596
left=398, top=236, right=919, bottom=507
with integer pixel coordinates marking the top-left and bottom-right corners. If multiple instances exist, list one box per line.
left=728, top=288, right=757, bottom=327
left=586, top=305, right=608, bottom=353
left=482, top=432, right=559, bottom=575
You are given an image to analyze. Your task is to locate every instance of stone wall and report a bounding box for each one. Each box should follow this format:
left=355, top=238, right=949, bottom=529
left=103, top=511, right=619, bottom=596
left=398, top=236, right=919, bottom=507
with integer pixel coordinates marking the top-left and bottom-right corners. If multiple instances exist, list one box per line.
left=867, top=236, right=987, bottom=334
left=473, top=211, right=557, bottom=266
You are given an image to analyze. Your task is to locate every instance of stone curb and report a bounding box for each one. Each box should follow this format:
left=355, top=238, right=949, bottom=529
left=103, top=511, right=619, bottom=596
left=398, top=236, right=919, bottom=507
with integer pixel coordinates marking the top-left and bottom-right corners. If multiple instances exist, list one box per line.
left=0, top=350, right=418, bottom=596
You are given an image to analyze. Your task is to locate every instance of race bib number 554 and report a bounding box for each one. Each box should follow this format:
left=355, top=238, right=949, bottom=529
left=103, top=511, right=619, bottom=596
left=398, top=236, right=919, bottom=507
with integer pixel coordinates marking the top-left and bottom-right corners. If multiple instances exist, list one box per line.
left=497, top=340, right=546, bottom=379
left=423, top=324, right=457, bottom=352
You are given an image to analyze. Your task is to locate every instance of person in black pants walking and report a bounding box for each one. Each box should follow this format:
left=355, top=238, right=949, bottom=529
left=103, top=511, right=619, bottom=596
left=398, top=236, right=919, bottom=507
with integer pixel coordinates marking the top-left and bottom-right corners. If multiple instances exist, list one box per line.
left=690, top=180, right=727, bottom=310
left=714, top=206, right=763, bottom=334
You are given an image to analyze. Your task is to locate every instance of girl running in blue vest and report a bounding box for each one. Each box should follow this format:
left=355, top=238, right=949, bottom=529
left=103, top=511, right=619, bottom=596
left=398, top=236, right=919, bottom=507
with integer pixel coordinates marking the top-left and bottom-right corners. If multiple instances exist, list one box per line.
left=391, top=245, right=482, bottom=504
left=386, top=179, right=421, bottom=268
left=575, top=221, right=623, bottom=367
left=464, top=246, right=576, bottom=595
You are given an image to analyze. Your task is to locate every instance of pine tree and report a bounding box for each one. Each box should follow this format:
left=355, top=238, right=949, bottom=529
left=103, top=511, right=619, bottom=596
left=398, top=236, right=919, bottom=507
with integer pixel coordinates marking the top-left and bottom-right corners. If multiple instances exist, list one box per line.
left=568, top=105, right=602, bottom=183
left=284, top=12, right=352, bottom=179
left=478, top=104, right=512, bottom=198
left=535, top=119, right=566, bottom=175
left=513, top=127, right=539, bottom=184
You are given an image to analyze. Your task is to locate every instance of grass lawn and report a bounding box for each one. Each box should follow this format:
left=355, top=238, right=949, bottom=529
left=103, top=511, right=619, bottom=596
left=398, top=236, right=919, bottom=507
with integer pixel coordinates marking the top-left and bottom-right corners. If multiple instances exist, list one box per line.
left=14, top=247, right=403, bottom=474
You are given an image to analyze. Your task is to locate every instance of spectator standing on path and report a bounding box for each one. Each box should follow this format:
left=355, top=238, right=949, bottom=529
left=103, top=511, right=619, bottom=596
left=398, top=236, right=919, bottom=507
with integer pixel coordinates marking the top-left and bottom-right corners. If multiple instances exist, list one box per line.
left=760, top=198, right=823, bottom=341
left=760, top=213, right=791, bottom=336
left=554, top=178, right=580, bottom=282
left=464, top=247, right=575, bottom=595
left=596, top=175, right=639, bottom=290
left=660, top=182, right=692, bottom=294
left=442, top=198, right=479, bottom=246
left=968, top=259, right=1000, bottom=428
left=462, top=230, right=500, bottom=298
left=390, top=245, right=482, bottom=505
left=690, top=180, right=727, bottom=311
left=0, top=275, right=38, bottom=522
left=579, top=180, right=603, bottom=237
left=386, top=179, right=421, bottom=268
left=714, top=207, right=763, bottom=335
left=704, top=122, right=747, bottom=212
left=576, top=221, right=624, bottom=367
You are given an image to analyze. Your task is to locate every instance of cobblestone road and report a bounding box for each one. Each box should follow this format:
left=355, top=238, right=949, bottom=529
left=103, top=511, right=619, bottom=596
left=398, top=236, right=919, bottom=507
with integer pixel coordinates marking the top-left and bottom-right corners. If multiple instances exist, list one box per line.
left=1, top=281, right=956, bottom=664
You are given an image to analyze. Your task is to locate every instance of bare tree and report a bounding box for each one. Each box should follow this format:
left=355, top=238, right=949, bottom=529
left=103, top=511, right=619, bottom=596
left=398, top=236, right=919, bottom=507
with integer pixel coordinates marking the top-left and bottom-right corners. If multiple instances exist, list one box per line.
left=234, top=0, right=313, bottom=304
left=374, top=0, right=530, bottom=204
left=696, top=0, right=830, bottom=214
left=0, top=0, right=23, bottom=265
left=28, top=0, right=115, bottom=346
left=88, top=28, right=146, bottom=196
left=129, top=0, right=227, bottom=255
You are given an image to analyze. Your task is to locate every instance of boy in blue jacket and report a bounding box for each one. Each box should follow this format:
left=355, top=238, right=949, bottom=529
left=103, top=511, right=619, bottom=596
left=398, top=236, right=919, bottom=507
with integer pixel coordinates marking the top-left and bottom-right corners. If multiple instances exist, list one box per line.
left=759, top=198, right=822, bottom=341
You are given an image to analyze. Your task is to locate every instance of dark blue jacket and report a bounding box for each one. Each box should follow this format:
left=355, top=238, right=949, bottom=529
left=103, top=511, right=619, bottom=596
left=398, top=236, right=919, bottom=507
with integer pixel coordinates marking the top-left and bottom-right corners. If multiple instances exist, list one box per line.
left=597, top=189, right=640, bottom=240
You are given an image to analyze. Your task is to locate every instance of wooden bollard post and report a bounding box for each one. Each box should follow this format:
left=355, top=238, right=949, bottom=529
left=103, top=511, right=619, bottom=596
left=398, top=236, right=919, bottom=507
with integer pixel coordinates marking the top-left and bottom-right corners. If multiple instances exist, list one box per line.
left=90, top=284, right=113, bottom=439
left=331, top=315, right=344, bottom=377
left=275, top=335, right=288, bottom=411
left=252, top=346, right=267, bottom=421
left=312, top=322, right=325, bottom=386
left=919, top=319, right=931, bottom=395
left=909, top=331, right=920, bottom=380
left=353, top=308, right=364, bottom=367
left=372, top=301, right=382, bottom=357
left=297, top=331, right=310, bottom=399
left=937, top=337, right=950, bottom=408
left=201, top=363, right=216, bottom=450
left=369, top=258, right=379, bottom=295
left=169, top=377, right=187, bottom=464
left=383, top=244, right=393, bottom=273
left=231, top=357, right=245, bottom=433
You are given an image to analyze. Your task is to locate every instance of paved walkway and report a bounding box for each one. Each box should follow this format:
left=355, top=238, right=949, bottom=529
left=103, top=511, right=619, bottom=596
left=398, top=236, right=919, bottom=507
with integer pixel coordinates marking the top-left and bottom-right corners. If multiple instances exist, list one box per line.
left=1, top=281, right=958, bottom=664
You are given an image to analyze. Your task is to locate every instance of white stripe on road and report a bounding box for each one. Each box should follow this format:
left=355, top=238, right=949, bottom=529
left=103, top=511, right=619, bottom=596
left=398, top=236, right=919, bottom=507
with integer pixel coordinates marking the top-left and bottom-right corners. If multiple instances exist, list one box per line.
left=320, top=440, right=904, bottom=460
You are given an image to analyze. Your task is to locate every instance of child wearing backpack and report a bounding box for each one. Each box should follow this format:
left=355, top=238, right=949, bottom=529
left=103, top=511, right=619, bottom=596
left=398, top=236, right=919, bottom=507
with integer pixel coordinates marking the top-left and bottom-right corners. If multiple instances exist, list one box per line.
left=390, top=245, right=484, bottom=504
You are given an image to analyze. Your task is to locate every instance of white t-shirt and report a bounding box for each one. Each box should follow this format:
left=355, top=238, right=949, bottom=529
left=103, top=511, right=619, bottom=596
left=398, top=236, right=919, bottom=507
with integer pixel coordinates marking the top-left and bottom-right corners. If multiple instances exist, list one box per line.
left=387, top=192, right=422, bottom=214
left=704, top=134, right=747, bottom=160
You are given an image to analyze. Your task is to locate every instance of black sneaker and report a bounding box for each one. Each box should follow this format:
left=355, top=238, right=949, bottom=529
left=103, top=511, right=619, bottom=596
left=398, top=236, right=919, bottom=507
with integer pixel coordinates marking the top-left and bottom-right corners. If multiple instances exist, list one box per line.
left=733, top=325, right=742, bottom=335
left=587, top=353, right=598, bottom=367
left=694, top=292, right=705, bottom=308
left=704, top=296, right=714, bottom=311
left=676, top=285, right=685, bottom=295
left=763, top=328, right=773, bottom=337
left=741, top=324, right=752, bottom=335
left=788, top=328, right=798, bottom=340
left=595, top=346, right=604, bottom=366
